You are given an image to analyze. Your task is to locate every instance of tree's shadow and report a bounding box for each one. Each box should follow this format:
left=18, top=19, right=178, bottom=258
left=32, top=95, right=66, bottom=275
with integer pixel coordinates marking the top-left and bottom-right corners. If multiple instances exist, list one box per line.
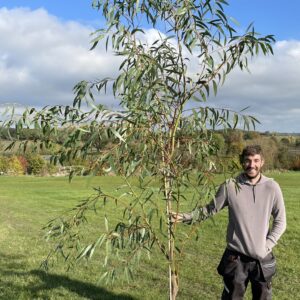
left=29, top=270, right=135, bottom=300
left=0, top=252, right=136, bottom=300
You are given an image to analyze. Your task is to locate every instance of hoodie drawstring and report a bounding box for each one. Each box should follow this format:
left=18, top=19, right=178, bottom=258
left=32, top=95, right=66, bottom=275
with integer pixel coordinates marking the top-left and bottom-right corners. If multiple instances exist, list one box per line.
left=252, top=185, right=256, bottom=203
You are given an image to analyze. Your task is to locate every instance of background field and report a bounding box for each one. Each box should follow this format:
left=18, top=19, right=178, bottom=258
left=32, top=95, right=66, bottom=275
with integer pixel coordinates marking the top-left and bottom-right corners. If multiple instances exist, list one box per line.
left=0, top=173, right=299, bottom=299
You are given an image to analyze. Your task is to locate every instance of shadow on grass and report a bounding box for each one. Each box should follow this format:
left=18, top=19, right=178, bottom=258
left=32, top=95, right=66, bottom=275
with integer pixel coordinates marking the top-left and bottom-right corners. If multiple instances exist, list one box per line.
left=29, top=270, right=136, bottom=300
left=0, top=253, right=136, bottom=300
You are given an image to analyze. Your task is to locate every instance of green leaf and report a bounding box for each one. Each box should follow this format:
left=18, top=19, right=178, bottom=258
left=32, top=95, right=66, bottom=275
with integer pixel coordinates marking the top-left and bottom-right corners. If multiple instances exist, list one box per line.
left=176, top=7, right=187, bottom=16
left=77, top=244, right=93, bottom=260
left=233, top=113, right=238, bottom=128
left=104, top=216, right=109, bottom=232
left=110, top=128, right=126, bottom=143
left=212, top=80, right=218, bottom=96
left=98, top=271, right=109, bottom=283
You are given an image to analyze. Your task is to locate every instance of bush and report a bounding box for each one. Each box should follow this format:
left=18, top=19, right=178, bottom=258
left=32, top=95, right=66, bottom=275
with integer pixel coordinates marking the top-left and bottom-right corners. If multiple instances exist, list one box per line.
left=244, top=131, right=261, bottom=140
left=291, top=157, right=300, bottom=171
left=227, top=142, right=244, bottom=156
left=8, top=155, right=24, bottom=175
left=45, top=162, right=59, bottom=176
left=0, top=156, right=9, bottom=174
left=212, top=133, right=225, bottom=153
left=17, top=156, right=28, bottom=174
left=26, top=154, right=45, bottom=175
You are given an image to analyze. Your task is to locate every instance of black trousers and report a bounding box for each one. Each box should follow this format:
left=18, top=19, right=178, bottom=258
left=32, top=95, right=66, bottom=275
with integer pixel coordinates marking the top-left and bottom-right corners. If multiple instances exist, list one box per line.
left=217, top=249, right=276, bottom=300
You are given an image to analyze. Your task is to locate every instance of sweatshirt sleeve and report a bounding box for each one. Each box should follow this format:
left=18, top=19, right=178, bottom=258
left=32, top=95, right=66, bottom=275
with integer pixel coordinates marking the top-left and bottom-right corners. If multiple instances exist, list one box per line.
left=182, top=182, right=229, bottom=224
left=266, top=182, right=287, bottom=251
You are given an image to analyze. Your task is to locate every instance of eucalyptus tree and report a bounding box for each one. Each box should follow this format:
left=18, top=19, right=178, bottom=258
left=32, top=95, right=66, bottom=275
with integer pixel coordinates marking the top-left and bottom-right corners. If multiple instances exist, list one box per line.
left=2, top=1, right=275, bottom=299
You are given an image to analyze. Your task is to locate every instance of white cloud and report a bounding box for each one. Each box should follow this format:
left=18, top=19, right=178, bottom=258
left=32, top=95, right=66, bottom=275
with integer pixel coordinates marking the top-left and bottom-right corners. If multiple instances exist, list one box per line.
left=209, top=41, right=300, bottom=132
left=0, top=7, right=299, bottom=132
left=0, top=7, right=120, bottom=107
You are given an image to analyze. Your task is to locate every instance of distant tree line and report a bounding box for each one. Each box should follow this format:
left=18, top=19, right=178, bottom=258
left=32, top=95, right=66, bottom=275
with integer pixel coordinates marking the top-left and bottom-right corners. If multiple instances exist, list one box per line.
left=212, top=130, right=300, bottom=171
left=0, top=128, right=299, bottom=176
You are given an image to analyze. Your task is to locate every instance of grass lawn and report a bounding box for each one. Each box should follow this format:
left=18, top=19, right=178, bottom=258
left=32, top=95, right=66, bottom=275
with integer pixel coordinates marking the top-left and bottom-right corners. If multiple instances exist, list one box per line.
left=0, top=172, right=299, bottom=299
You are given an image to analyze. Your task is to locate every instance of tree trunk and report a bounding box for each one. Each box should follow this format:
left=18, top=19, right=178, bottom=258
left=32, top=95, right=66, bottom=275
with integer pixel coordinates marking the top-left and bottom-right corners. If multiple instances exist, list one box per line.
left=169, top=249, right=179, bottom=300
left=165, top=175, right=178, bottom=300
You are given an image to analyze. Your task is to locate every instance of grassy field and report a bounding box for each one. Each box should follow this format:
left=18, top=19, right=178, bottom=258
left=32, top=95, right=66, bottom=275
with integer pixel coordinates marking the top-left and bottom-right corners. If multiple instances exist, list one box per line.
left=0, top=173, right=299, bottom=299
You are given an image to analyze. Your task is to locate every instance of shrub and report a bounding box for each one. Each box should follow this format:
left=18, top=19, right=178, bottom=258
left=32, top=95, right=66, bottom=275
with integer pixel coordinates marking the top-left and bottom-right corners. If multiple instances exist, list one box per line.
left=212, top=133, right=225, bottom=153
left=44, top=162, right=59, bottom=176
left=280, top=137, right=290, bottom=145
left=228, top=142, right=244, bottom=156
left=17, top=156, right=28, bottom=174
left=0, top=156, right=9, bottom=174
left=8, top=155, right=24, bottom=175
left=26, top=154, right=45, bottom=175
left=291, top=157, right=300, bottom=171
left=243, top=131, right=261, bottom=140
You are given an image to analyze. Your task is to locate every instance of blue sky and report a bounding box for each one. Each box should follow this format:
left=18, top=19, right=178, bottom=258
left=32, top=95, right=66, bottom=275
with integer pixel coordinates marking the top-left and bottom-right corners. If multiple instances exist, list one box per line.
left=2, top=0, right=300, bottom=40
left=0, top=0, right=98, bottom=23
left=228, top=0, right=300, bottom=41
left=0, top=0, right=300, bottom=132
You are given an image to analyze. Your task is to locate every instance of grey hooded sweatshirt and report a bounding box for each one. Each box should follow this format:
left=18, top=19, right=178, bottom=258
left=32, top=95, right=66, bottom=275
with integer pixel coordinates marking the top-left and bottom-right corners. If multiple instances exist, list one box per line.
left=184, top=174, right=286, bottom=260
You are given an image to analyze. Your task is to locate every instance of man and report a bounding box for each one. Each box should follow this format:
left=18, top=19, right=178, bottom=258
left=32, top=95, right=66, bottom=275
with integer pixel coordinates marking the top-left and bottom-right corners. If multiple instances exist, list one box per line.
left=172, top=145, right=286, bottom=300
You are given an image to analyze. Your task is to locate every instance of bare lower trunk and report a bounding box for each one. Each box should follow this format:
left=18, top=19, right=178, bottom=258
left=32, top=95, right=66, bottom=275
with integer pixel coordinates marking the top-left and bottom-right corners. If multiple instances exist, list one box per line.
left=160, top=126, right=178, bottom=299
left=169, top=254, right=179, bottom=300
left=165, top=176, right=178, bottom=300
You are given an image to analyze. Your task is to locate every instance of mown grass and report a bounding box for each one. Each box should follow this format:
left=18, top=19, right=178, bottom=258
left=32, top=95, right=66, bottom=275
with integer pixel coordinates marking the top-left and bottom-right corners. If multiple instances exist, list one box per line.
left=0, top=172, right=299, bottom=299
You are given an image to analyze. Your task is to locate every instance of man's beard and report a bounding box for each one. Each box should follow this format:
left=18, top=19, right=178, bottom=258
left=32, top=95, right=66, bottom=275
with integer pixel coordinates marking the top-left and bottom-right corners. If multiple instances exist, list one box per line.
left=245, top=168, right=261, bottom=179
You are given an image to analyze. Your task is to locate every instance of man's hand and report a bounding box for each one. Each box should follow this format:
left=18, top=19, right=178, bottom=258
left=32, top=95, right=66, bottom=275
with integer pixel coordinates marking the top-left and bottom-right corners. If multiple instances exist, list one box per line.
left=170, top=211, right=185, bottom=224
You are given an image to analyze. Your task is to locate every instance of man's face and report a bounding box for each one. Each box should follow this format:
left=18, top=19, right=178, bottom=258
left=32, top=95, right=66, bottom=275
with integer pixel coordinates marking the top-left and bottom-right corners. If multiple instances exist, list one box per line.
left=242, top=154, right=264, bottom=179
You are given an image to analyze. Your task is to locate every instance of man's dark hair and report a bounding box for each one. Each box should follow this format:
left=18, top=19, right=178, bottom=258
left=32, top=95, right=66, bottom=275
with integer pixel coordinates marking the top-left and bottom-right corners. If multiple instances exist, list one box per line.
left=239, top=145, right=264, bottom=164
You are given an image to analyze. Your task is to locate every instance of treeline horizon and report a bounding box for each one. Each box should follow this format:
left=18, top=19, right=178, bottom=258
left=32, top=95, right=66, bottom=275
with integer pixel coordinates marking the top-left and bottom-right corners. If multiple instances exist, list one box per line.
left=0, top=127, right=300, bottom=174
